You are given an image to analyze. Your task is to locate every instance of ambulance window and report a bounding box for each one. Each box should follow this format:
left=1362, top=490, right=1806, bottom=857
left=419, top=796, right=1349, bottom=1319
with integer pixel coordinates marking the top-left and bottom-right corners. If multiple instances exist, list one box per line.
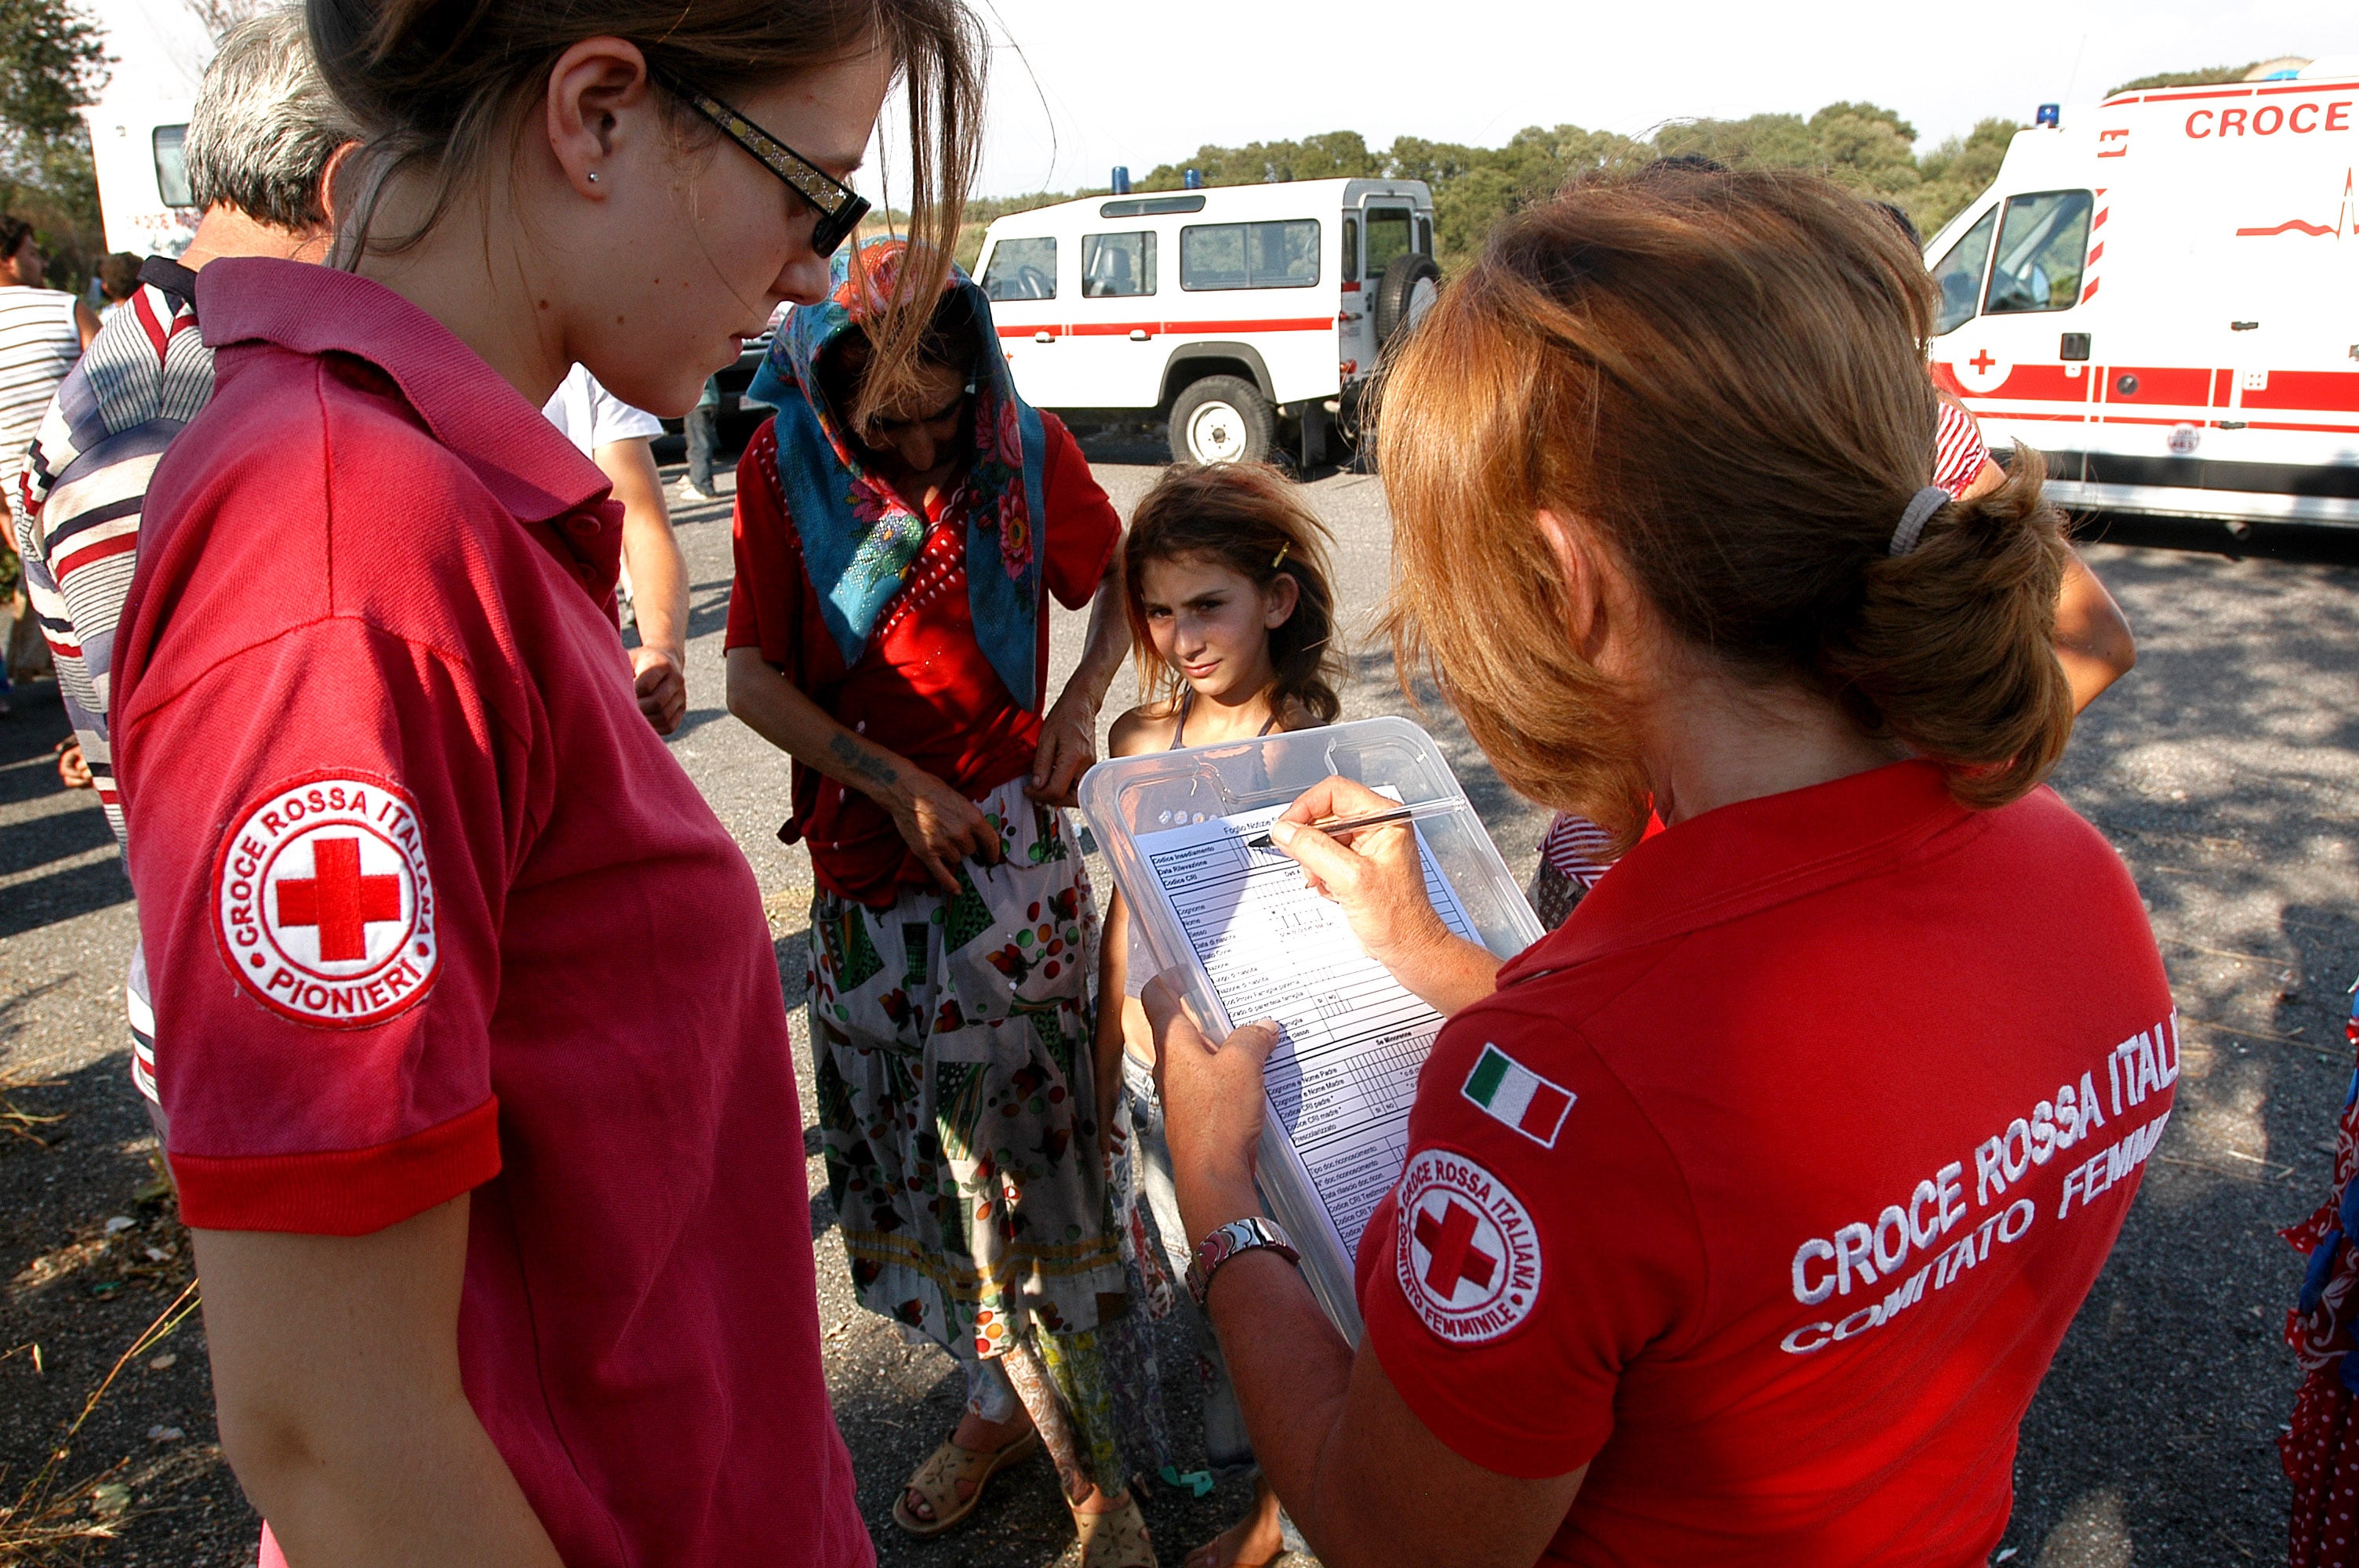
left=1343, top=218, right=1359, bottom=283
left=1365, top=208, right=1414, bottom=278
left=980, top=237, right=1056, bottom=302
left=1081, top=231, right=1156, bottom=297
left=1983, top=190, right=2092, bottom=316
left=153, top=125, right=192, bottom=208
left=1180, top=220, right=1321, bottom=289
left=1928, top=207, right=1996, bottom=336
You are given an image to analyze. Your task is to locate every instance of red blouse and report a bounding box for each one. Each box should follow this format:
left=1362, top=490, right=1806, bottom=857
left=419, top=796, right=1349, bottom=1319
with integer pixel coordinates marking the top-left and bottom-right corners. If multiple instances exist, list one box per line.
left=725, top=411, right=1120, bottom=906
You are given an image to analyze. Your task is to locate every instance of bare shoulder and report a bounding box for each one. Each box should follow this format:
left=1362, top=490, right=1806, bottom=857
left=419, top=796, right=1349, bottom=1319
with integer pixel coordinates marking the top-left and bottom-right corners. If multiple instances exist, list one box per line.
left=1272, top=695, right=1325, bottom=733
left=1108, top=700, right=1181, bottom=758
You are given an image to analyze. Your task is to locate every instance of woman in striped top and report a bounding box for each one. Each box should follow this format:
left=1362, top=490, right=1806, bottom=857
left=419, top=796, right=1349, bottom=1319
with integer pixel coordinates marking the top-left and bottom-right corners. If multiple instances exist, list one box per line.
left=0, top=215, right=96, bottom=711
left=0, top=215, right=97, bottom=515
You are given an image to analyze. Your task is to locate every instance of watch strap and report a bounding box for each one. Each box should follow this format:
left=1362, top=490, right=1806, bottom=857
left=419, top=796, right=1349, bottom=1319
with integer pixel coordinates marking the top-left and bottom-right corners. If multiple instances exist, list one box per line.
left=1186, top=1215, right=1300, bottom=1309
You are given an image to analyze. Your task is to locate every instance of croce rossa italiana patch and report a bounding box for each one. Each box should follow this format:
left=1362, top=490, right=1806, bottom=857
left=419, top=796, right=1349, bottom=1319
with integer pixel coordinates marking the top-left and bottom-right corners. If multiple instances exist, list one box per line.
left=1394, top=1148, right=1543, bottom=1343
left=213, top=771, right=439, bottom=1029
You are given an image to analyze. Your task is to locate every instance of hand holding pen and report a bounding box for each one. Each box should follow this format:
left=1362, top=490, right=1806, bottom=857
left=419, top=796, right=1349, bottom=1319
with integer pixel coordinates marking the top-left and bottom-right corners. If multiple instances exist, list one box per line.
left=1257, top=777, right=1502, bottom=1015
left=1245, top=797, right=1466, bottom=851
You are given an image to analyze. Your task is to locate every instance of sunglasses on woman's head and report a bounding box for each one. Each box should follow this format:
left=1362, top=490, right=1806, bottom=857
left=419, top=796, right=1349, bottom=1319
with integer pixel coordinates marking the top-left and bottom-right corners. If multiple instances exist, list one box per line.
left=667, top=82, right=871, bottom=257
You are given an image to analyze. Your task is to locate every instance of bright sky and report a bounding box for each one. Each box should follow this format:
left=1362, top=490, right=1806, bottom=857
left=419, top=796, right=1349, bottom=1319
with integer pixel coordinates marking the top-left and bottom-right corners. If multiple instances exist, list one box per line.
left=949, top=0, right=2359, bottom=199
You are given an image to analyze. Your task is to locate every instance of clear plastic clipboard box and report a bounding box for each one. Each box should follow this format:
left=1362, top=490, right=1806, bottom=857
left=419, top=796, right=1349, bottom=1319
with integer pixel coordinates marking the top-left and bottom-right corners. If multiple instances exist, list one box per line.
left=1079, top=716, right=1543, bottom=1339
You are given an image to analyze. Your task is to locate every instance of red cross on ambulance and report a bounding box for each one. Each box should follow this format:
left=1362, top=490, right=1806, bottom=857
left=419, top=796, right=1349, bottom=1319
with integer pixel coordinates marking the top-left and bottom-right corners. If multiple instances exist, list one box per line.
left=1952, top=346, right=2012, bottom=396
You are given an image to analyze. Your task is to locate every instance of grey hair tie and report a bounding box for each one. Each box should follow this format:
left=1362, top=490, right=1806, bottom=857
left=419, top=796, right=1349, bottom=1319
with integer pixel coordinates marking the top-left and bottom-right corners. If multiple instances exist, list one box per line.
left=1889, top=485, right=1948, bottom=557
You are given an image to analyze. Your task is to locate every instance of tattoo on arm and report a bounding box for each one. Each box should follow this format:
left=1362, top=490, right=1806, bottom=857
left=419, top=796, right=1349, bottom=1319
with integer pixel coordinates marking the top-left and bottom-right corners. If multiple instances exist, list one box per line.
left=828, top=731, right=900, bottom=788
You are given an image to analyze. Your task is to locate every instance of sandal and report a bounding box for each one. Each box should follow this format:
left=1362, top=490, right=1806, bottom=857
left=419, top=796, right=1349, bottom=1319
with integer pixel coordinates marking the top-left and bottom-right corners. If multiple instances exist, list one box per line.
left=890, top=1428, right=1040, bottom=1537
left=1075, top=1489, right=1158, bottom=1567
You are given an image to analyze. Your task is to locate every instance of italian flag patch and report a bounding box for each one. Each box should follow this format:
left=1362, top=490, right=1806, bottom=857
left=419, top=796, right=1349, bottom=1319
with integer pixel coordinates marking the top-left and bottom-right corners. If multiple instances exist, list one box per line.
left=1462, top=1044, right=1574, bottom=1148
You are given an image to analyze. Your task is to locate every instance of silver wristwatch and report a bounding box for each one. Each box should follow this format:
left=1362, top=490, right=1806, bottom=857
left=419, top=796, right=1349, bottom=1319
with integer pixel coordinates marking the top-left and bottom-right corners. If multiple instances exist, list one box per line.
left=1186, top=1215, right=1300, bottom=1309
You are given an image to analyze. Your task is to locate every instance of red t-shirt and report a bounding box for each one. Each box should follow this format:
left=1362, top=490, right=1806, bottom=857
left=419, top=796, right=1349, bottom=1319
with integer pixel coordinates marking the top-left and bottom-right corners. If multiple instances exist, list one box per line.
left=114, top=259, right=870, bottom=1568
left=725, top=412, right=1120, bottom=906
left=1357, top=760, right=2175, bottom=1565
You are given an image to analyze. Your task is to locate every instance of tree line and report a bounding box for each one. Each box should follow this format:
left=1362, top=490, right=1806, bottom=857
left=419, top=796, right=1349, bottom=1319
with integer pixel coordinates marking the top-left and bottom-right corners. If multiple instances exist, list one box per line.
left=0, top=0, right=105, bottom=294
left=0, top=0, right=2288, bottom=297
left=958, top=60, right=2284, bottom=271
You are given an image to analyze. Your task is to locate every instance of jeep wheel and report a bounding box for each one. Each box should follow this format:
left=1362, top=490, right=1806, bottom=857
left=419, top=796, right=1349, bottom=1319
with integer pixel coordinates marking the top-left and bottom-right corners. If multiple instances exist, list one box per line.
left=1374, top=253, right=1443, bottom=345
left=1169, top=376, right=1274, bottom=466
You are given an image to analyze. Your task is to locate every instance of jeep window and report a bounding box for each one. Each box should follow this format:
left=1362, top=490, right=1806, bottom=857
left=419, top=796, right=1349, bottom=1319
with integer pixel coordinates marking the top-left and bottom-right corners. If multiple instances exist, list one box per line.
left=1416, top=216, right=1433, bottom=256
left=1099, top=194, right=1205, bottom=218
left=981, top=237, right=1056, bottom=301
left=1928, top=206, right=1997, bottom=336
left=1180, top=220, right=1321, bottom=290
left=1365, top=208, right=1413, bottom=279
left=1343, top=217, right=1359, bottom=283
left=1081, top=231, right=1156, bottom=297
left=154, top=125, right=192, bottom=208
left=1983, top=191, right=2092, bottom=316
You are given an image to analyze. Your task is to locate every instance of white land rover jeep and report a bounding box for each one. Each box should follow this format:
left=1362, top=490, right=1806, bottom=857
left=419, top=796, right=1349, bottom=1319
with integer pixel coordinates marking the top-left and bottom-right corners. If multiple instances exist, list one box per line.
left=976, top=177, right=1440, bottom=467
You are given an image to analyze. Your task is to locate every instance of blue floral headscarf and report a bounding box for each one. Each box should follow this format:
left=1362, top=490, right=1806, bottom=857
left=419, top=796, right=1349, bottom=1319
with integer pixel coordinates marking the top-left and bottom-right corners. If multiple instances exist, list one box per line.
left=747, top=241, right=1050, bottom=710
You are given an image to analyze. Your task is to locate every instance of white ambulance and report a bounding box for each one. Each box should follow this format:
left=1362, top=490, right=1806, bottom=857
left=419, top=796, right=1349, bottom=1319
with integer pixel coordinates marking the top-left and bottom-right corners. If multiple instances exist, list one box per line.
left=82, top=2, right=210, bottom=259
left=1923, top=60, right=2359, bottom=530
left=87, top=100, right=201, bottom=259
left=974, top=177, right=1439, bottom=466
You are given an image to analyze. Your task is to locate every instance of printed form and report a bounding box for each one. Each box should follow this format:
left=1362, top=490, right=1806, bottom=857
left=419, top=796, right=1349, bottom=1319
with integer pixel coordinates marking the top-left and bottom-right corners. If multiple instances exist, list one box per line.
left=1136, top=801, right=1481, bottom=1258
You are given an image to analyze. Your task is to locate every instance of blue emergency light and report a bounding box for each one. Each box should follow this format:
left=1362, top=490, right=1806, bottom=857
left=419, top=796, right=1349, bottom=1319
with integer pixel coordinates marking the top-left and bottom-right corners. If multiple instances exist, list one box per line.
left=1111, top=165, right=1131, bottom=194
left=2036, top=103, right=2061, bottom=128
left=1184, top=169, right=1203, bottom=190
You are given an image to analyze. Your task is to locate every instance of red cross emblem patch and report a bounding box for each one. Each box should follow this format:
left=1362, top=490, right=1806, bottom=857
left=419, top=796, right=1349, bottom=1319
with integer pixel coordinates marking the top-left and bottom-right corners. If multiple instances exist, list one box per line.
left=212, top=772, right=438, bottom=1029
left=1394, top=1148, right=1541, bottom=1344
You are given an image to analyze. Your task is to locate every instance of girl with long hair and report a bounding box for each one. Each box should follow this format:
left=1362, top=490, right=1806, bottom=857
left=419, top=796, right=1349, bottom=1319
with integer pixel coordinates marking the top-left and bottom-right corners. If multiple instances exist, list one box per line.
left=1095, top=459, right=1342, bottom=1567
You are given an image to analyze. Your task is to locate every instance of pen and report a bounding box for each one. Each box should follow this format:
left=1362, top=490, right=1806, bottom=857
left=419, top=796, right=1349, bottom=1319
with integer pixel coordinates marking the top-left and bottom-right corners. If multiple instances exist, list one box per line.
left=1245, top=799, right=1467, bottom=851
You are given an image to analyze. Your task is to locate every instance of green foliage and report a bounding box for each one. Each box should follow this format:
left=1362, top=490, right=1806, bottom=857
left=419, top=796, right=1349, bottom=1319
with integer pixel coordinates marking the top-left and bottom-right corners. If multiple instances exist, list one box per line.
left=2106, top=63, right=2259, bottom=95
left=1030, top=103, right=2019, bottom=267
left=0, top=0, right=107, bottom=295
left=1140, top=130, right=1382, bottom=190
left=977, top=78, right=2256, bottom=273
left=1913, top=118, right=2021, bottom=237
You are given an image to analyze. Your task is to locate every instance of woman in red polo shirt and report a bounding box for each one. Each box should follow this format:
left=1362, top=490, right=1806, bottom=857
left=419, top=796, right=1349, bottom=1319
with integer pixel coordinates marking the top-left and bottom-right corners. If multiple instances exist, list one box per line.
left=110, top=1, right=985, bottom=1563
left=1148, top=169, right=2175, bottom=1566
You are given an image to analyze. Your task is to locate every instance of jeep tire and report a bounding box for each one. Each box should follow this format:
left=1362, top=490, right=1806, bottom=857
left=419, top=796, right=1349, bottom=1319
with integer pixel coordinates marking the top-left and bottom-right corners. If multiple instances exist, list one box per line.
left=1169, top=375, right=1274, bottom=466
left=1374, top=252, right=1443, bottom=345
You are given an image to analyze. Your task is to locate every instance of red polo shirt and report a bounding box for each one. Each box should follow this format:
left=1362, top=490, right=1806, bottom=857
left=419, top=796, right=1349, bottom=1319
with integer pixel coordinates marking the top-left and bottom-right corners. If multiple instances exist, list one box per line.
left=1357, top=760, right=2174, bottom=1565
left=115, top=258, right=869, bottom=1568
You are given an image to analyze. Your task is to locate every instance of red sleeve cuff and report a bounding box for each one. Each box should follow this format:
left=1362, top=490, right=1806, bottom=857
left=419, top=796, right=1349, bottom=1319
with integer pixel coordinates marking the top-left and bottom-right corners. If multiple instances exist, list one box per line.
left=1363, top=1291, right=1611, bottom=1481
left=171, top=1097, right=502, bottom=1235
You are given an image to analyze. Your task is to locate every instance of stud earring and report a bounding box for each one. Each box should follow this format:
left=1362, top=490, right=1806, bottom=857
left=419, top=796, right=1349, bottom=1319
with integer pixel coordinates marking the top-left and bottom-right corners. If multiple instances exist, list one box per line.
left=587, top=172, right=601, bottom=183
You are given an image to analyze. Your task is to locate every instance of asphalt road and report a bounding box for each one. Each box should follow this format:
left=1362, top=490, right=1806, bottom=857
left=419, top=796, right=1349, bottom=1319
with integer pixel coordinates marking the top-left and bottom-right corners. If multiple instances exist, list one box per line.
left=2, top=443, right=2355, bottom=1566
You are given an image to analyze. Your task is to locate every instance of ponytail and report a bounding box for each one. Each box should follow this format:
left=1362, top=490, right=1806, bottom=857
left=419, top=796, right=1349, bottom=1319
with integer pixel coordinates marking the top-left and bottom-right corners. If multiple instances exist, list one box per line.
left=1820, top=450, right=2074, bottom=808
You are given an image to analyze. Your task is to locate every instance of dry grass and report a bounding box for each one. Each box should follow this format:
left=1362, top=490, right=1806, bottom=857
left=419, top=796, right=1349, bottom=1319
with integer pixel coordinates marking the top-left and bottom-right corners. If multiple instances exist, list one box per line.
left=0, top=1073, right=64, bottom=1150
left=0, top=1282, right=199, bottom=1565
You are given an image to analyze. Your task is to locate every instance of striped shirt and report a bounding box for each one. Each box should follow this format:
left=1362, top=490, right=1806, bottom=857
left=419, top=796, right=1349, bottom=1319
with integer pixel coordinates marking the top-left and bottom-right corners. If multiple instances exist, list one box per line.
left=14, top=257, right=208, bottom=1112
left=0, top=285, right=82, bottom=510
left=1539, top=811, right=1618, bottom=888
left=1933, top=397, right=1992, bottom=499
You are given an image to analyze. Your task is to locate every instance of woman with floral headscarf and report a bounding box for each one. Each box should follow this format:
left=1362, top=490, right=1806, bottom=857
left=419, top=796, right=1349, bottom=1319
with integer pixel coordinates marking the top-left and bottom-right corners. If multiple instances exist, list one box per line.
left=725, top=241, right=1163, bottom=1566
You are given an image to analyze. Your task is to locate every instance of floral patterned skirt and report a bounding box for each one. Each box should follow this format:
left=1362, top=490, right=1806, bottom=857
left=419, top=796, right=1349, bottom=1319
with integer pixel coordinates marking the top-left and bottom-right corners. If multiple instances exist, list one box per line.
left=807, top=780, right=1169, bottom=1490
